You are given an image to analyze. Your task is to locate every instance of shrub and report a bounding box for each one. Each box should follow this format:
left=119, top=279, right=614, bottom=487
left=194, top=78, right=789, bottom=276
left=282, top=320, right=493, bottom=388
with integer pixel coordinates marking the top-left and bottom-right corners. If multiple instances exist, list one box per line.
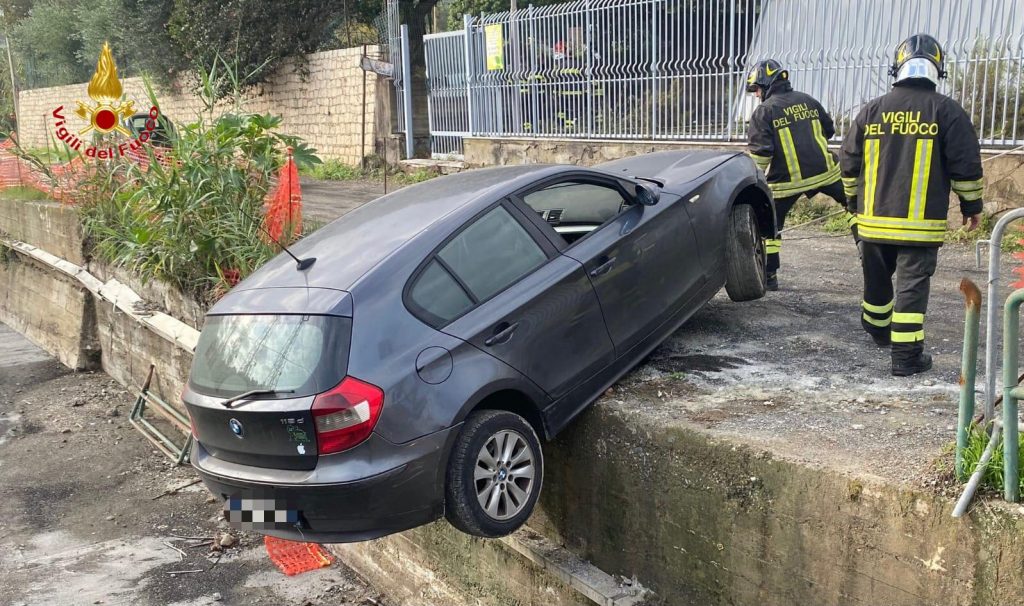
left=52, top=62, right=324, bottom=305
left=80, top=110, right=320, bottom=305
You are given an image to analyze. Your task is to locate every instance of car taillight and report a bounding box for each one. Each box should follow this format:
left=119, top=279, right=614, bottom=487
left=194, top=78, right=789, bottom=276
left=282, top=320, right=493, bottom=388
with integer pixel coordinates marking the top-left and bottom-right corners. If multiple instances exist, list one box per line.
left=311, top=377, right=384, bottom=455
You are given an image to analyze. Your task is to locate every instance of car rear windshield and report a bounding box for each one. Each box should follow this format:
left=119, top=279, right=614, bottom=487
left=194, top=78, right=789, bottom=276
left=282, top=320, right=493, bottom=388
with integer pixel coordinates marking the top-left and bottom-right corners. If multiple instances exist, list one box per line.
left=189, top=314, right=351, bottom=399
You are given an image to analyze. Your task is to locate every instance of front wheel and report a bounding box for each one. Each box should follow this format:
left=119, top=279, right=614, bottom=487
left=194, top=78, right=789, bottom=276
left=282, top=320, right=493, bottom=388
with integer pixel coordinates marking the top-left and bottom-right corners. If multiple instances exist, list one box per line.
left=724, top=204, right=767, bottom=302
left=444, top=410, right=543, bottom=538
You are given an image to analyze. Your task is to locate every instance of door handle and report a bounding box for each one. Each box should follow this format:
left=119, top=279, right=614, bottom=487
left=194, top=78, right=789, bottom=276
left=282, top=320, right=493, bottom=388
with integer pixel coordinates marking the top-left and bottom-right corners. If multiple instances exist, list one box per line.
left=589, top=256, right=617, bottom=277
left=484, top=321, right=520, bottom=346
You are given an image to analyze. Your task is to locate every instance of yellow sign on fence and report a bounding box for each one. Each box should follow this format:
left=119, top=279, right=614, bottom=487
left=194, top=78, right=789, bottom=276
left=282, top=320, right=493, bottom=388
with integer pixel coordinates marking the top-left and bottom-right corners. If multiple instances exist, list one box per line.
left=485, top=24, right=504, bottom=71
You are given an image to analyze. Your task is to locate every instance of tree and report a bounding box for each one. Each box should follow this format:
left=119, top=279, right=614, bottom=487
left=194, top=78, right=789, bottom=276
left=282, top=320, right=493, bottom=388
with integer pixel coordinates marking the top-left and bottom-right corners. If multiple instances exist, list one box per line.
left=10, top=0, right=88, bottom=87
left=445, top=0, right=567, bottom=30
left=166, top=0, right=346, bottom=98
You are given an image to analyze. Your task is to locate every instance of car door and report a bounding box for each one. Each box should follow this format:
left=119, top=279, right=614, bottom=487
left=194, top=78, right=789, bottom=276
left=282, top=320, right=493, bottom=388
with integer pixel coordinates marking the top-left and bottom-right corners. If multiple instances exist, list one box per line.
left=515, top=175, right=704, bottom=356
left=413, top=201, right=616, bottom=400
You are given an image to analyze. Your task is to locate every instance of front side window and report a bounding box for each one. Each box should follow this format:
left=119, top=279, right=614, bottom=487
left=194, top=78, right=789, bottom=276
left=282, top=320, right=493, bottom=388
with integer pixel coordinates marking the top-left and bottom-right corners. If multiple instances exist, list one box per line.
left=522, top=180, right=629, bottom=244
left=409, top=205, right=547, bottom=326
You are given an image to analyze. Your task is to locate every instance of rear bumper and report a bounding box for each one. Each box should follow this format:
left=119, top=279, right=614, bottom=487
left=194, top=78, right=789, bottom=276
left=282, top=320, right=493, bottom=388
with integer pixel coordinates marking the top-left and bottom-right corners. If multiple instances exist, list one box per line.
left=191, top=426, right=458, bottom=543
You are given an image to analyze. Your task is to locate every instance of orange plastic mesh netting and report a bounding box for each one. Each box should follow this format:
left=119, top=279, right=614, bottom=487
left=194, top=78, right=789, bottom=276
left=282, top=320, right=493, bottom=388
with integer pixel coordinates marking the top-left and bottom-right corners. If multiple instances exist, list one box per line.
left=264, top=535, right=334, bottom=576
left=263, top=148, right=302, bottom=243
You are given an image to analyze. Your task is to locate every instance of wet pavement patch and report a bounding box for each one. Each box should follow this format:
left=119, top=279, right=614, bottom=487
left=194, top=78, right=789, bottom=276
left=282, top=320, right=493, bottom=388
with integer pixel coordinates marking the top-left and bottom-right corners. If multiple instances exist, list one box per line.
left=649, top=353, right=748, bottom=374
left=17, top=481, right=83, bottom=529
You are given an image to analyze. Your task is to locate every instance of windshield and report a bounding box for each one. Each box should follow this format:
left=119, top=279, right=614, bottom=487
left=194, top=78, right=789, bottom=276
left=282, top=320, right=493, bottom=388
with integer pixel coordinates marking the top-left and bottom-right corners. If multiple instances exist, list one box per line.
left=189, top=314, right=350, bottom=399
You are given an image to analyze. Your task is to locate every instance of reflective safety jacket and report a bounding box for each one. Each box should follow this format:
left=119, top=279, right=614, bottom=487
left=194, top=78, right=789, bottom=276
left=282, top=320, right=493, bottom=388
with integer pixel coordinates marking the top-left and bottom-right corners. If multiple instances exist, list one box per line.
left=747, top=83, right=842, bottom=198
left=840, top=81, right=983, bottom=247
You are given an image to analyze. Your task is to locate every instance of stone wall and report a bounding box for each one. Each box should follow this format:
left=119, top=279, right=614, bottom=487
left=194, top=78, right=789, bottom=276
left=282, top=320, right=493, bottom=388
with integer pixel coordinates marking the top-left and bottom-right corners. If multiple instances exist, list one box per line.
left=18, top=47, right=381, bottom=165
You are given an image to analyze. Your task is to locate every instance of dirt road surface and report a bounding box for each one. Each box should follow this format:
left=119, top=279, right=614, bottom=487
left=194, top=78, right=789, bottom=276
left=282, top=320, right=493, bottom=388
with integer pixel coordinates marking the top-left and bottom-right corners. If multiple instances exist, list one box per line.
left=0, top=324, right=387, bottom=606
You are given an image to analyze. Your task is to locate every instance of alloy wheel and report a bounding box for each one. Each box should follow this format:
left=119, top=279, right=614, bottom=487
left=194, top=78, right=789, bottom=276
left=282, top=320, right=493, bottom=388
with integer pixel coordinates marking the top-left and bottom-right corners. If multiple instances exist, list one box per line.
left=474, top=429, right=537, bottom=521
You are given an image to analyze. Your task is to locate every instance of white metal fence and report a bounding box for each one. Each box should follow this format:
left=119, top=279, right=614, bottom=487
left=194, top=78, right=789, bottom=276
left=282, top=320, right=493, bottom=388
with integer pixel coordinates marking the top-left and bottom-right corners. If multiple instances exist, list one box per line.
left=425, top=31, right=471, bottom=158
left=422, top=0, right=1024, bottom=156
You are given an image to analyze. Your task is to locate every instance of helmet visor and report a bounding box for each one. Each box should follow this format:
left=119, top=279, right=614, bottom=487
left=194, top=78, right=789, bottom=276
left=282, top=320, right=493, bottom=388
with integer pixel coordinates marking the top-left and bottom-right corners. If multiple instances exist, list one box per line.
left=896, top=58, right=939, bottom=84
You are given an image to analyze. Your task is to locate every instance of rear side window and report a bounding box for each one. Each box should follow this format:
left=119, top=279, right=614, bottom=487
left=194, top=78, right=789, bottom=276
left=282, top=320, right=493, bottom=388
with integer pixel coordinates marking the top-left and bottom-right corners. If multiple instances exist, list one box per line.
left=408, top=260, right=474, bottom=324
left=409, top=205, right=547, bottom=326
left=189, top=314, right=351, bottom=399
left=438, top=206, right=546, bottom=300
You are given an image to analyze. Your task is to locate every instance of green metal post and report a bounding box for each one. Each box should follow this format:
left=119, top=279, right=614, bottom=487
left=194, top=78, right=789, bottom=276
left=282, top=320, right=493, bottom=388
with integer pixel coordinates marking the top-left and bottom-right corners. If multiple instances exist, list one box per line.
left=957, top=279, right=982, bottom=478
left=1002, top=288, right=1024, bottom=502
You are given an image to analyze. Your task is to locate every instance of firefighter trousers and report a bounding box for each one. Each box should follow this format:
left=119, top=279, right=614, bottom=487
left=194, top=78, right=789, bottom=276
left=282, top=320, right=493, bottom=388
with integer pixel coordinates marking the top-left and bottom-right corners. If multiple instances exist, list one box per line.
left=859, top=241, right=938, bottom=363
left=766, top=180, right=854, bottom=275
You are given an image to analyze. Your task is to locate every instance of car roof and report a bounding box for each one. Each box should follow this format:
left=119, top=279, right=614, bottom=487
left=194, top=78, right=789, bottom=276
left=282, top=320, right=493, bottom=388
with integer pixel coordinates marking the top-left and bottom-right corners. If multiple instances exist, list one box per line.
left=228, top=164, right=566, bottom=296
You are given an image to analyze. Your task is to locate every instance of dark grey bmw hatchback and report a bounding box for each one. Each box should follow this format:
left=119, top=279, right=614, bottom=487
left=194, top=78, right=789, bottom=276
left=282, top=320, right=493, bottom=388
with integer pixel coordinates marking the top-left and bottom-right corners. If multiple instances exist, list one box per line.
left=184, top=151, right=774, bottom=542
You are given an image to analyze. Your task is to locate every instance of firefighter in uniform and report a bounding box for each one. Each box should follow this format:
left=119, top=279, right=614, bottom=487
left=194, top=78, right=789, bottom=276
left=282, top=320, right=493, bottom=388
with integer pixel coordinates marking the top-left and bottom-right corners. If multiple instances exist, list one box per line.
left=840, top=34, right=983, bottom=376
left=746, top=59, right=857, bottom=290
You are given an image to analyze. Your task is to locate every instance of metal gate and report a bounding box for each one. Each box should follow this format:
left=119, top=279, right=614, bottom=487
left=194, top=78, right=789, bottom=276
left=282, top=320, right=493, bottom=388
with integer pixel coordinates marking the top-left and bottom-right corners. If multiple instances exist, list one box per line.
left=425, top=31, right=471, bottom=158
left=422, top=0, right=1024, bottom=149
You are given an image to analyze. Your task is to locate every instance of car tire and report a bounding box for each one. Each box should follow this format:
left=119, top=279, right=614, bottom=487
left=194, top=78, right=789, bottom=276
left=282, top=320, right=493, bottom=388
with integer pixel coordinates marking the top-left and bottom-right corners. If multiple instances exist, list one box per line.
left=444, top=410, right=543, bottom=538
left=724, top=203, right=767, bottom=302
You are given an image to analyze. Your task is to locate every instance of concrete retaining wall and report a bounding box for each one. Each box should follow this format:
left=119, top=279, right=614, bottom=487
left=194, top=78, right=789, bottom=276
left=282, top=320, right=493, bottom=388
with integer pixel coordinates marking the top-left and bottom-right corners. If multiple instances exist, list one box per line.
left=535, top=403, right=1024, bottom=606
left=0, top=196, right=194, bottom=406
left=0, top=249, right=99, bottom=370
left=0, top=196, right=86, bottom=265
left=18, top=47, right=381, bottom=165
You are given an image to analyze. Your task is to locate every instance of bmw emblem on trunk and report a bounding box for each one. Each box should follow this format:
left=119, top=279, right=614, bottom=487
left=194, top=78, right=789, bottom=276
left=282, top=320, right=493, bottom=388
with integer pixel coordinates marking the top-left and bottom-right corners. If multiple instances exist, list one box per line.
left=229, top=418, right=243, bottom=438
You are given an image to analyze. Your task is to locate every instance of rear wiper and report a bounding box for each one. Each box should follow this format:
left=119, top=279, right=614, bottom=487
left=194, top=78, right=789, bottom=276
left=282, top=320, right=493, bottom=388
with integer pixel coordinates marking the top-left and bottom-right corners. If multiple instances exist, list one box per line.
left=221, top=389, right=295, bottom=409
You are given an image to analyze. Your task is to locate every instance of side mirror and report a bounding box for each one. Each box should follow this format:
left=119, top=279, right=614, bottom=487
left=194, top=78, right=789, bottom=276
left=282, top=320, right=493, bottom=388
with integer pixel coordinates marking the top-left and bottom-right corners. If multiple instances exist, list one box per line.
left=635, top=183, right=661, bottom=206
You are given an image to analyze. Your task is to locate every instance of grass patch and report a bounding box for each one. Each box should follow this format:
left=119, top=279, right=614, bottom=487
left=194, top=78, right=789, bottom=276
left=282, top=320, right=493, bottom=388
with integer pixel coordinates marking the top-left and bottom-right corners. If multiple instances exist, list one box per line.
left=301, top=159, right=364, bottom=181
left=787, top=196, right=837, bottom=226
left=389, top=168, right=436, bottom=186
left=787, top=195, right=849, bottom=235
left=958, top=422, right=1024, bottom=491
left=946, top=213, right=1024, bottom=252
left=299, top=158, right=439, bottom=187
left=0, top=186, right=48, bottom=201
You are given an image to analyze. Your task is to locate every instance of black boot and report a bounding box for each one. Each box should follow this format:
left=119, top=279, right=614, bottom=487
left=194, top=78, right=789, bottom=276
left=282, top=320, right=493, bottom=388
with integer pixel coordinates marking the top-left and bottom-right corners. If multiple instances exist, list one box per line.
left=766, top=272, right=778, bottom=291
left=892, top=353, right=932, bottom=377
left=869, top=331, right=890, bottom=347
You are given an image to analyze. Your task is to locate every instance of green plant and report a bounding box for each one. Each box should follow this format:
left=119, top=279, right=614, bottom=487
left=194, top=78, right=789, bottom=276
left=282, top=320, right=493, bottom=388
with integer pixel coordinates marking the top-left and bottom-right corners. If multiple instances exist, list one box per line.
left=391, top=168, right=436, bottom=185
left=301, top=159, right=364, bottom=181
left=957, top=422, right=1024, bottom=492
left=787, top=195, right=842, bottom=228
left=77, top=62, right=321, bottom=304
left=951, top=41, right=1024, bottom=142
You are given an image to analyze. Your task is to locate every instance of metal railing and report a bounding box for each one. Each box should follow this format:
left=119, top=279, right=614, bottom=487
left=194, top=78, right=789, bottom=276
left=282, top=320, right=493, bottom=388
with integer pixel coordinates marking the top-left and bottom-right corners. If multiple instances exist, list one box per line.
left=423, top=0, right=1024, bottom=154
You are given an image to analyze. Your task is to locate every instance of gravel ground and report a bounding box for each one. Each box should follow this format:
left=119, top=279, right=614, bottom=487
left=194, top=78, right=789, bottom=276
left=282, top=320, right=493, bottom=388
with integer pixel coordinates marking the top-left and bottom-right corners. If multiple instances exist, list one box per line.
left=0, top=323, right=388, bottom=606
left=605, top=226, right=1007, bottom=490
